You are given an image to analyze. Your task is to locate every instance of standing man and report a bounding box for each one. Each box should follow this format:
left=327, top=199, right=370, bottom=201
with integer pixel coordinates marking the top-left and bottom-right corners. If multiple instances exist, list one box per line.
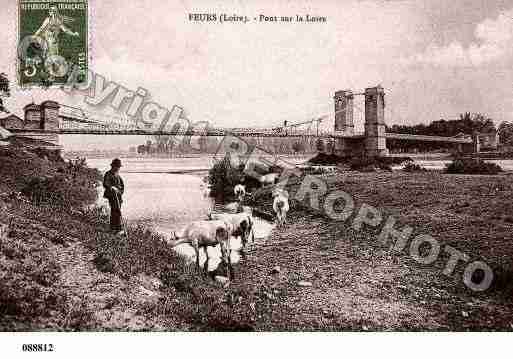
left=103, top=158, right=125, bottom=235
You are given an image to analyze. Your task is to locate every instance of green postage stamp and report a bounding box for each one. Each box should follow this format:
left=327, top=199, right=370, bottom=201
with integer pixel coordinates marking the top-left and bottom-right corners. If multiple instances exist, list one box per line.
left=17, top=0, right=88, bottom=88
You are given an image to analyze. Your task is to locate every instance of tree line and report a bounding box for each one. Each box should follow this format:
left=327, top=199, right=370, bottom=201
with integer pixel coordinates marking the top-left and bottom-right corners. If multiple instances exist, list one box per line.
left=135, top=135, right=321, bottom=156
left=386, top=113, right=500, bottom=153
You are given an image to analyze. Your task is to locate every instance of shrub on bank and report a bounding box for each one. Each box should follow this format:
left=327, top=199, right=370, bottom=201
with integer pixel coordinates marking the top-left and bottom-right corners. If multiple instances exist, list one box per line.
left=445, top=158, right=502, bottom=175
left=307, top=153, right=346, bottom=165
left=207, top=153, right=260, bottom=201
left=20, top=158, right=101, bottom=208
left=208, top=154, right=244, bottom=201
left=0, top=145, right=101, bottom=208
left=403, top=161, right=428, bottom=172
left=348, top=156, right=409, bottom=172
left=307, top=153, right=411, bottom=171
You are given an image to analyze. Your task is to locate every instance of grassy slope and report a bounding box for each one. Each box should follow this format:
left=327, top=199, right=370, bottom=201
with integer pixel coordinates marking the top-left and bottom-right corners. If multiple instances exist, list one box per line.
left=0, top=145, right=253, bottom=331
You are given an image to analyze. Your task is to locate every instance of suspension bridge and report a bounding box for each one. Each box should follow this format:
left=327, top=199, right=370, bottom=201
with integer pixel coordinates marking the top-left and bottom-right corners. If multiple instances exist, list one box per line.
left=1, top=86, right=478, bottom=156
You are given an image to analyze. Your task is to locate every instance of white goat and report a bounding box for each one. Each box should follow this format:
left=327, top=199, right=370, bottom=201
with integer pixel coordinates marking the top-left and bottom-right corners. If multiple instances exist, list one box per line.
left=273, top=190, right=289, bottom=227
left=209, top=212, right=254, bottom=257
left=234, top=184, right=246, bottom=203
left=170, top=220, right=234, bottom=278
left=324, top=166, right=337, bottom=174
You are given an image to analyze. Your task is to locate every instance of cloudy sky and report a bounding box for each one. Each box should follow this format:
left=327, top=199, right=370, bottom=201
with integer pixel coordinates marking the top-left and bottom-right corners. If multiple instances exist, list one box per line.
left=1, top=0, right=513, bottom=149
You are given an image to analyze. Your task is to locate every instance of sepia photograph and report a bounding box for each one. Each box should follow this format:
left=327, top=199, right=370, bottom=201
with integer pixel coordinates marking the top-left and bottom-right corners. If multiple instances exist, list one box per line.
left=0, top=0, right=512, bottom=356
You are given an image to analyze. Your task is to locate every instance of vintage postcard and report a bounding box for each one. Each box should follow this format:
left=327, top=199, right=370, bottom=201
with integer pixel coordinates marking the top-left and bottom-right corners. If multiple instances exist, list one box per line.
left=17, top=0, right=88, bottom=88
left=1, top=0, right=513, bottom=357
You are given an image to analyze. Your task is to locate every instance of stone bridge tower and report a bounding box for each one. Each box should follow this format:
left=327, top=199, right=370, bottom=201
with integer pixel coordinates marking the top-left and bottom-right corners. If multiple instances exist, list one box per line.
left=333, top=90, right=355, bottom=156
left=23, top=101, right=60, bottom=130
left=364, top=85, right=387, bottom=157
left=333, top=85, right=388, bottom=158
left=334, top=90, right=354, bottom=135
left=40, top=101, right=60, bottom=130
left=21, top=101, right=61, bottom=147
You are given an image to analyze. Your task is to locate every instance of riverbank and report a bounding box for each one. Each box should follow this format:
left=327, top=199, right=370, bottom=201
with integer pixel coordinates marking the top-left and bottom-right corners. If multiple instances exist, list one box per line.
left=236, top=170, right=513, bottom=330
left=0, top=144, right=255, bottom=330
left=3, top=144, right=513, bottom=330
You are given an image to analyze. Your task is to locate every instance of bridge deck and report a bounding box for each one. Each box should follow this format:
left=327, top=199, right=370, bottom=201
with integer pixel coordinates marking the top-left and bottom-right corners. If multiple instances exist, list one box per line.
left=9, top=128, right=472, bottom=143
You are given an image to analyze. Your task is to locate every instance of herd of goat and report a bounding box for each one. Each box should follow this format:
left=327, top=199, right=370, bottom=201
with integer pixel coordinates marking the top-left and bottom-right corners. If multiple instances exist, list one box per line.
left=169, top=165, right=336, bottom=280
left=169, top=179, right=291, bottom=280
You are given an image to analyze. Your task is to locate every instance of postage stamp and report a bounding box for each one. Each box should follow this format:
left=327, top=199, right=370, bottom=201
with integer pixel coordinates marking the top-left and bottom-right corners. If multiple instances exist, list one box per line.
left=17, top=0, right=88, bottom=88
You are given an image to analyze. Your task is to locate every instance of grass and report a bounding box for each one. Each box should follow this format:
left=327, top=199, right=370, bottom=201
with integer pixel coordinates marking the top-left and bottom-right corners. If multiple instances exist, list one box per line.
left=0, top=204, right=70, bottom=329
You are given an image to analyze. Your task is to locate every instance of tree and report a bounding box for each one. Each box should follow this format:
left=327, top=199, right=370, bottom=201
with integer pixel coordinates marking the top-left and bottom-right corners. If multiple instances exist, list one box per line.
left=387, top=112, right=497, bottom=153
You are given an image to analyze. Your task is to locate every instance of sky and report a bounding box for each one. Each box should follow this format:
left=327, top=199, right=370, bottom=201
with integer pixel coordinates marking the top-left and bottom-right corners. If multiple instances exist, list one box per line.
left=1, top=0, right=513, bottom=150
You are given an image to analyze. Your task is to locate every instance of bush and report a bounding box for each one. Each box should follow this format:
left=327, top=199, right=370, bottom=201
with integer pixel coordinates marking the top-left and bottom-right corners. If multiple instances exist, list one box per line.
left=31, top=147, right=64, bottom=162
left=307, top=153, right=346, bottom=165
left=307, top=153, right=411, bottom=171
left=0, top=146, right=101, bottom=208
left=403, top=161, right=428, bottom=172
left=207, top=154, right=260, bottom=201
left=21, top=173, right=99, bottom=208
left=20, top=158, right=101, bottom=208
left=445, top=158, right=502, bottom=175
left=208, top=154, right=243, bottom=201
left=349, top=157, right=396, bottom=172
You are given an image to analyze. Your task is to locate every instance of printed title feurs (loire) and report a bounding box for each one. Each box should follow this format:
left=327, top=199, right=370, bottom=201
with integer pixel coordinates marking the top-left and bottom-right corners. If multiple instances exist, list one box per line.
left=188, top=13, right=327, bottom=23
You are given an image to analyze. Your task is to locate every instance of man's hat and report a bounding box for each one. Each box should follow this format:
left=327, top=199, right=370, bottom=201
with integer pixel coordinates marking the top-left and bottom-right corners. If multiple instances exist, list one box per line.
left=111, top=158, right=122, bottom=167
